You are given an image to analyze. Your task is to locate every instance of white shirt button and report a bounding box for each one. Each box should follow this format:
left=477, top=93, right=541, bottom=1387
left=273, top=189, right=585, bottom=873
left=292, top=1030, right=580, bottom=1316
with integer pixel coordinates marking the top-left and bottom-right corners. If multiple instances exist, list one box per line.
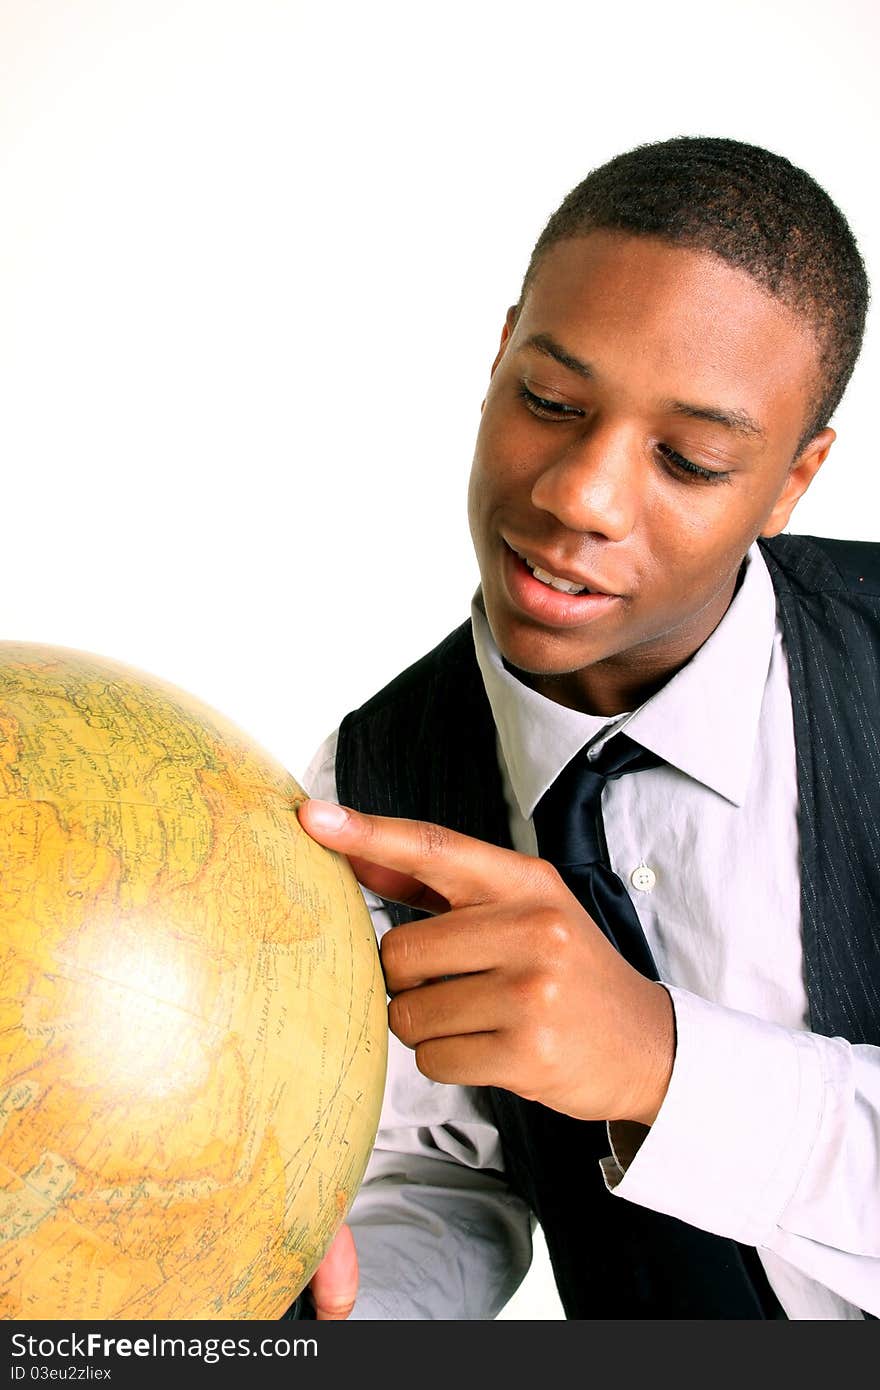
left=630, top=864, right=656, bottom=892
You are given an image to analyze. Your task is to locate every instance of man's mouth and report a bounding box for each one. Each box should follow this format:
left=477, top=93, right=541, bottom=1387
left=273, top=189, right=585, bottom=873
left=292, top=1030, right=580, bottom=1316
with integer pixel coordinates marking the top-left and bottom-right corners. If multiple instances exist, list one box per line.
left=498, top=541, right=623, bottom=630
left=511, top=546, right=612, bottom=597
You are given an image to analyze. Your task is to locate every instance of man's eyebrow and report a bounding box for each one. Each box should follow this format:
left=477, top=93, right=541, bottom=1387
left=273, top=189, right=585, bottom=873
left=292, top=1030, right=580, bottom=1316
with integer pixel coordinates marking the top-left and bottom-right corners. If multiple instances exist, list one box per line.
left=663, top=399, right=766, bottom=440
left=520, top=332, right=765, bottom=440
left=520, top=333, right=594, bottom=379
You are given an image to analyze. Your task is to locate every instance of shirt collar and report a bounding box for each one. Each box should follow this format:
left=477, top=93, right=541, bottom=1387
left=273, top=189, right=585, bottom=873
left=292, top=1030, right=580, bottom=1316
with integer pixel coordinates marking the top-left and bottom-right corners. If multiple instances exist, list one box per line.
left=471, top=543, right=777, bottom=818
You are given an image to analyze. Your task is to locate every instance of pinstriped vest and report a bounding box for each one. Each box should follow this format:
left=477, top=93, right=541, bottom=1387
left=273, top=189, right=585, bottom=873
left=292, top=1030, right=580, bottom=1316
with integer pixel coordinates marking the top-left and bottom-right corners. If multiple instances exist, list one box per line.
left=336, top=534, right=880, bottom=1318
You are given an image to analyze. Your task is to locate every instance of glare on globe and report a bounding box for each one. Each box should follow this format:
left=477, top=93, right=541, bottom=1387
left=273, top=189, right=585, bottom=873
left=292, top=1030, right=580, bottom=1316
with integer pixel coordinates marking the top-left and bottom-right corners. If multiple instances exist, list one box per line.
left=0, top=642, right=387, bottom=1319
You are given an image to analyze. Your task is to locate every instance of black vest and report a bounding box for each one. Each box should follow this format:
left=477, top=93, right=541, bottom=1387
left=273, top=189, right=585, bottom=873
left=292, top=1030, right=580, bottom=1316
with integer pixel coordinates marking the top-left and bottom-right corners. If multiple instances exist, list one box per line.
left=336, top=534, right=880, bottom=1318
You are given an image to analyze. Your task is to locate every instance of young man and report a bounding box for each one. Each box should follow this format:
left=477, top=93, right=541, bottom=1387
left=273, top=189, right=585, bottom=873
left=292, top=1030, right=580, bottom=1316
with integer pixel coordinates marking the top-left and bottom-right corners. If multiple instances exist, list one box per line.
left=297, top=137, right=878, bottom=1319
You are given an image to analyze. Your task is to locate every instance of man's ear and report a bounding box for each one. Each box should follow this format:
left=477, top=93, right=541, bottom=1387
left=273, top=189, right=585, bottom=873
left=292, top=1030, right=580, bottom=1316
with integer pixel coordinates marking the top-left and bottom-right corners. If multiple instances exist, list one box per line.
left=481, top=305, right=519, bottom=413
left=760, top=428, right=836, bottom=538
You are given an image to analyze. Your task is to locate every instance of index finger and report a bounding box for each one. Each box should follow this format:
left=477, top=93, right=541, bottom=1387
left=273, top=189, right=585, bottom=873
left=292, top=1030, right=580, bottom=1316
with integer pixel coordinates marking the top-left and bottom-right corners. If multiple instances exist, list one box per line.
left=297, top=798, right=538, bottom=909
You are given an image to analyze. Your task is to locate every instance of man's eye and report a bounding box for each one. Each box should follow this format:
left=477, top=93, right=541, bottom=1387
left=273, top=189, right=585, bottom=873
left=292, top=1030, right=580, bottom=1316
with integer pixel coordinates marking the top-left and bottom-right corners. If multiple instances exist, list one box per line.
left=656, top=442, right=730, bottom=484
left=518, top=385, right=583, bottom=420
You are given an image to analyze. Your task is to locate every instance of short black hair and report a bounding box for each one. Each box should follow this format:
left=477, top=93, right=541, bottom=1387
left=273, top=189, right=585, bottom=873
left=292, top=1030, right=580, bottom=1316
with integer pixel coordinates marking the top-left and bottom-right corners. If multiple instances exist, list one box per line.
left=518, top=137, right=870, bottom=452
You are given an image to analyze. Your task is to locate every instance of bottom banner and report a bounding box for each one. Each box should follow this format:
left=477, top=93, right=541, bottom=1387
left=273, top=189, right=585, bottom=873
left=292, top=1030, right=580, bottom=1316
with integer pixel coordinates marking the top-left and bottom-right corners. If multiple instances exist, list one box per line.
left=0, top=1315, right=848, bottom=1389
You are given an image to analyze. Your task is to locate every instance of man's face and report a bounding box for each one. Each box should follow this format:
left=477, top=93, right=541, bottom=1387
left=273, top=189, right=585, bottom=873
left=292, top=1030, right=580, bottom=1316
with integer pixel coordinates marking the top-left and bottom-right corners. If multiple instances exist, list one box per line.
left=468, top=231, right=833, bottom=714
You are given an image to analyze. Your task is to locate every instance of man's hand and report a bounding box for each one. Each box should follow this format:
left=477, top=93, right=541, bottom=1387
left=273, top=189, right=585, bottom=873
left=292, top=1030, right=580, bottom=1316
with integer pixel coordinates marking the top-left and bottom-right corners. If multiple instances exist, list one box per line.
left=308, top=1223, right=358, bottom=1319
left=298, top=799, right=675, bottom=1126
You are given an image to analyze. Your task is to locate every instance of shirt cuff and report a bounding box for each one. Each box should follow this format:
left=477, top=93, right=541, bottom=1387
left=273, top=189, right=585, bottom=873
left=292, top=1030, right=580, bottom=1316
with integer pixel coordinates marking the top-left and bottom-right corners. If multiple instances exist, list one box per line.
left=600, top=985, right=826, bottom=1248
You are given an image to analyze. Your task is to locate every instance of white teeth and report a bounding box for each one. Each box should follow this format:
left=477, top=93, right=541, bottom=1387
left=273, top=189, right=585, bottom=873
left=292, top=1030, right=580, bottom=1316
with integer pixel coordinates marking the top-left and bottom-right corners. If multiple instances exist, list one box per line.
left=517, top=550, right=588, bottom=593
left=513, top=547, right=594, bottom=594
left=531, top=565, right=586, bottom=594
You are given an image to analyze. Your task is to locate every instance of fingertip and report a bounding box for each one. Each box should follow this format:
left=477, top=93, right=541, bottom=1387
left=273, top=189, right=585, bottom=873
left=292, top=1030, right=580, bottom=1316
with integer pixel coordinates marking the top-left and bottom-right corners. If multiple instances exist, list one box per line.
left=298, top=798, right=351, bottom=834
left=315, top=1296, right=357, bottom=1321
left=310, top=1223, right=359, bottom=1320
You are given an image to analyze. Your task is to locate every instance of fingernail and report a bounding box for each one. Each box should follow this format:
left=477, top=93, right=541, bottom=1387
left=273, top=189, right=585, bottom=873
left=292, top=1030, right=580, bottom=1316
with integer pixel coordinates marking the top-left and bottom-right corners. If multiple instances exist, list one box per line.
left=302, top=799, right=350, bottom=831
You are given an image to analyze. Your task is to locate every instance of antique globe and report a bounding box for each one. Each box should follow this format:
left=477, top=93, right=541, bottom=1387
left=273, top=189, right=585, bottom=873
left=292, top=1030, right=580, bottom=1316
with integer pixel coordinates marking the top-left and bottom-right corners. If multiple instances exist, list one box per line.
left=0, top=642, right=387, bottom=1319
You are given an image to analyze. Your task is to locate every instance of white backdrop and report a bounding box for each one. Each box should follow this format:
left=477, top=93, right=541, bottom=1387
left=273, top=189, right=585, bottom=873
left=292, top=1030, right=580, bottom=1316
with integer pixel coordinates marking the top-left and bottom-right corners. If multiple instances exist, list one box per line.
left=2, top=0, right=878, bottom=1320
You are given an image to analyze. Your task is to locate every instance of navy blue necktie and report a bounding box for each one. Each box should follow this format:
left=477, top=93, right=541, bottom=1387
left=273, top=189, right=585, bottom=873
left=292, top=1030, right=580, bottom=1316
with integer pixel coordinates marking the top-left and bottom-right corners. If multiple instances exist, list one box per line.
left=532, top=732, right=661, bottom=979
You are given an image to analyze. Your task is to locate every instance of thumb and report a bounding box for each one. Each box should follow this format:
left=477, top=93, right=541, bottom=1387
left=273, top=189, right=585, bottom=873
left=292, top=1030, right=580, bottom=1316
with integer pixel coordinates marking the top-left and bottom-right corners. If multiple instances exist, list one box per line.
left=309, top=1223, right=359, bottom=1320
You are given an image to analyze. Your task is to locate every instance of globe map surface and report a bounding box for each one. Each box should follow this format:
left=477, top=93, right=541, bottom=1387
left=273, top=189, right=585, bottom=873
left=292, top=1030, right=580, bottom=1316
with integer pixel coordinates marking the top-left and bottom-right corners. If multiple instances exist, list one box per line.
left=0, top=642, right=387, bottom=1319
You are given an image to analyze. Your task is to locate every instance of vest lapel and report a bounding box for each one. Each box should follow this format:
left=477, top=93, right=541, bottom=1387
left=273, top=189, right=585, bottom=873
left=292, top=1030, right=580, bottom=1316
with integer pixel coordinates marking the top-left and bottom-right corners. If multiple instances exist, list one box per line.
left=761, top=536, right=880, bottom=1044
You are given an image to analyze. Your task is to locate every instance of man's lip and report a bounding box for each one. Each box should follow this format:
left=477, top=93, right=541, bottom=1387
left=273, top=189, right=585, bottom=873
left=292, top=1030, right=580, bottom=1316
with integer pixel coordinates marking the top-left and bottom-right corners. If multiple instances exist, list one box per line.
left=503, top=539, right=620, bottom=596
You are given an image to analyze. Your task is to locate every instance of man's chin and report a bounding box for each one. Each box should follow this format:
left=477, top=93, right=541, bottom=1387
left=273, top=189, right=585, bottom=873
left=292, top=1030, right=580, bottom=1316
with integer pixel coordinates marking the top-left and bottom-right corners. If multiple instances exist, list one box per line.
left=497, top=641, right=617, bottom=696
left=490, top=617, right=614, bottom=680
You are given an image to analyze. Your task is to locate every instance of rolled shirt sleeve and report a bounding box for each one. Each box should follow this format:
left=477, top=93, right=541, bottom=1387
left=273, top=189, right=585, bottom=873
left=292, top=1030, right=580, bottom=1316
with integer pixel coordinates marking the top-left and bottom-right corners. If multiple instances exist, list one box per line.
left=603, top=985, right=880, bottom=1318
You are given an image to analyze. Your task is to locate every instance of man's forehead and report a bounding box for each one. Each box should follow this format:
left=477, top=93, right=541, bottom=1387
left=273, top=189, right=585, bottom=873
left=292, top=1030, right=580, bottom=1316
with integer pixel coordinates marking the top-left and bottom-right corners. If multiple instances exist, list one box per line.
left=523, top=232, right=784, bottom=321
left=521, top=233, right=820, bottom=353
left=513, top=235, right=821, bottom=407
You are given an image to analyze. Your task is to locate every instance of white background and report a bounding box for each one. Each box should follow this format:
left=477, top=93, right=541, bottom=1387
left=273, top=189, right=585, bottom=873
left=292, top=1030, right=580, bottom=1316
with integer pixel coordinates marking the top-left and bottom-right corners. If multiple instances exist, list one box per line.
left=2, top=0, right=878, bottom=1319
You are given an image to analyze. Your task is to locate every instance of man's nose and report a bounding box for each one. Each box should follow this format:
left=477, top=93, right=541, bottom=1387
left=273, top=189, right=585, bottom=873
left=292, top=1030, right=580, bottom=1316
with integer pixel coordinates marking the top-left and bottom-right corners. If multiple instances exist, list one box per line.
left=530, top=423, right=641, bottom=541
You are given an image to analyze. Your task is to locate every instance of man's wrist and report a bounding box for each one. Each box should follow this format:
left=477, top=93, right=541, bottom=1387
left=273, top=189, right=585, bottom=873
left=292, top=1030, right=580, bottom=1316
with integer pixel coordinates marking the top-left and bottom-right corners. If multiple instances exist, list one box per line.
left=623, top=981, right=676, bottom=1126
